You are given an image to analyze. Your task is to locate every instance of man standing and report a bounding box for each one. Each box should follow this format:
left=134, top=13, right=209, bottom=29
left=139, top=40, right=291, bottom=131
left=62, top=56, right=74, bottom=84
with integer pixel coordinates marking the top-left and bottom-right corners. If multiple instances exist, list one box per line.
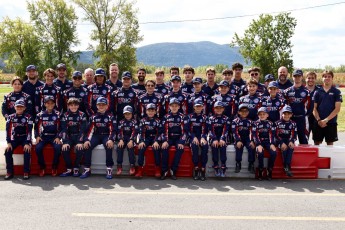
left=240, top=67, right=267, bottom=96
left=305, top=71, right=321, bottom=139
left=132, top=68, right=147, bottom=95
left=154, top=69, right=170, bottom=96
left=313, top=70, right=342, bottom=145
left=283, top=69, right=311, bottom=144
left=276, top=66, right=293, bottom=90
left=202, top=67, right=218, bottom=97
left=181, top=66, right=195, bottom=95
left=106, top=63, right=122, bottom=90
left=231, top=62, right=246, bottom=89
left=82, top=68, right=94, bottom=89
left=53, top=63, right=73, bottom=92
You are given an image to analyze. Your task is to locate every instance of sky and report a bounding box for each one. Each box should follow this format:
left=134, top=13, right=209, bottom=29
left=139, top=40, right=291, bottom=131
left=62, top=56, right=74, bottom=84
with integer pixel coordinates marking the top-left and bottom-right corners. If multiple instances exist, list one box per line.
left=0, top=0, right=345, bottom=68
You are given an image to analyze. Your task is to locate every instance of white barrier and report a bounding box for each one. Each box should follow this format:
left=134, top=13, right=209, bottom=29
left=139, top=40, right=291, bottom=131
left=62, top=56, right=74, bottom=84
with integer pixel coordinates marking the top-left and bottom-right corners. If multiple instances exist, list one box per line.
left=318, top=146, right=345, bottom=179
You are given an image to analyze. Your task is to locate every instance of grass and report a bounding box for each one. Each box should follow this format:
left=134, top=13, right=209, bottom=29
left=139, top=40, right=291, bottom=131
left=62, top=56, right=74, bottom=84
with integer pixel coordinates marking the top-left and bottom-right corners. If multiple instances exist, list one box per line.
left=337, top=88, right=345, bottom=132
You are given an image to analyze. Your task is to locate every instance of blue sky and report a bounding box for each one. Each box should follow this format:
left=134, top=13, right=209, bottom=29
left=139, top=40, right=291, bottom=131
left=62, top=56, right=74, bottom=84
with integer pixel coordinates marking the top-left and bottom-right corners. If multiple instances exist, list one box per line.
left=1, top=0, right=344, bottom=68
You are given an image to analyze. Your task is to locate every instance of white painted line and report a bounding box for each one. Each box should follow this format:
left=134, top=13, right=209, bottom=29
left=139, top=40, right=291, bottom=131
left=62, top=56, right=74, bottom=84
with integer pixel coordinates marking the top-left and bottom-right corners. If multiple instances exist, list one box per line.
left=72, top=213, right=345, bottom=222
left=95, top=191, right=345, bottom=197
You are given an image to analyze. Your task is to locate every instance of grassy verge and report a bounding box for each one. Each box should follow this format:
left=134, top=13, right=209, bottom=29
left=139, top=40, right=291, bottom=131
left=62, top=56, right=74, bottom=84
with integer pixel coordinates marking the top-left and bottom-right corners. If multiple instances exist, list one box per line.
left=337, top=88, right=345, bottom=132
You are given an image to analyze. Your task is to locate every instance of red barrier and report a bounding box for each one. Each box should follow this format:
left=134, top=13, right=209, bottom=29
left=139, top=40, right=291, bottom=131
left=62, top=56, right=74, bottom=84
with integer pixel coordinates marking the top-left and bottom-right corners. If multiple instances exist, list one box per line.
left=168, top=146, right=193, bottom=177
left=141, top=147, right=160, bottom=176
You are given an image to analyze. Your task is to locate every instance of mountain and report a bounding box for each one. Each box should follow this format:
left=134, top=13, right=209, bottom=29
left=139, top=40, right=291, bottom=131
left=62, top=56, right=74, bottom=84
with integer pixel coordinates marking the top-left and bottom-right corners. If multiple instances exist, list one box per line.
left=136, top=41, right=245, bottom=67
left=77, top=41, right=245, bottom=67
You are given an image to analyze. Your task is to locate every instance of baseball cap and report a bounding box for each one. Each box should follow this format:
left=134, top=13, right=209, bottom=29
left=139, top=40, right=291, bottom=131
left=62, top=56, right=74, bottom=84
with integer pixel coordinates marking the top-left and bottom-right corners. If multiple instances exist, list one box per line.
left=268, top=81, right=278, bottom=88
left=192, top=77, right=203, bottom=84
left=282, top=105, right=293, bottom=113
left=44, top=96, right=55, bottom=103
left=15, top=100, right=25, bottom=107
left=72, top=71, right=82, bottom=78
left=257, top=107, right=268, bottom=114
left=26, top=65, right=37, bottom=72
left=122, top=71, right=132, bottom=79
left=264, top=74, right=275, bottom=82
left=293, top=69, right=303, bottom=76
left=169, top=98, right=180, bottom=105
left=146, top=103, right=156, bottom=110
left=213, top=101, right=224, bottom=108
left=123, top=105, right=133, bottom=114
left=96, top=97, right=108, bottom=105
left=56, top=63, right=67, bottom=70
left=95, top=68, right=106, bottom=77
left=238, top=103, right=249, bottom=110
left=170, top=75, right=181, bottom=82
left=219, top=80, right=230, bottom=87
left=194, top=98, right=203, bottom=106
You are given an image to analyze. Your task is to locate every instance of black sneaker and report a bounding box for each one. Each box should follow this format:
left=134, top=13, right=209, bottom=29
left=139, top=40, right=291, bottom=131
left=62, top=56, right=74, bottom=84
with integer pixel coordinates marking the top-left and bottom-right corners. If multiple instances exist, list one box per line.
left=235, top=162, right=241, bottom=173
left=170, top=169, right=177, bottom=180
left=193, top=168, right=200, bottom=180
left=4, top=173, right=13, bottom=180
left=285, top=167, right=293, bottom=177
left=200, top=169, right=206, bottom=181
left=160, top=171, right=168, bottom=180
left=267, top=168, right=273, bottom=181
left=248, top=163, right=255, bottom=174
left=258, top=168, right=263, bottom=181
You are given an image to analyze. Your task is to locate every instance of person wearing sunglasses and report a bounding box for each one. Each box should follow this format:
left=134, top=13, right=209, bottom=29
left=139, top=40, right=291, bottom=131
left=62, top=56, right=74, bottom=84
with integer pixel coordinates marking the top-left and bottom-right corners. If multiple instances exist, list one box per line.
left=239, top=67, right=267, bottom=97
left=138, top=80, right=163, bottom=119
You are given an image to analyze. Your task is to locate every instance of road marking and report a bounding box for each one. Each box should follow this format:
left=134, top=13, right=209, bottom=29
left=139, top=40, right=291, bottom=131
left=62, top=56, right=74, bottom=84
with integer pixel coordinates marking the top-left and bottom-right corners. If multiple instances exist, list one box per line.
left=95, top=191, right=345, bottom=197
left=72, top=213, right=345, bottom=222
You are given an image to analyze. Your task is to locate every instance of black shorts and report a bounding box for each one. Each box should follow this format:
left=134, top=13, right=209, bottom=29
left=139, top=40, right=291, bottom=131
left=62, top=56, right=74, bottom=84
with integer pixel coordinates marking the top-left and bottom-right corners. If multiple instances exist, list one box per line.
left=312, top=122, right=338, bottom=143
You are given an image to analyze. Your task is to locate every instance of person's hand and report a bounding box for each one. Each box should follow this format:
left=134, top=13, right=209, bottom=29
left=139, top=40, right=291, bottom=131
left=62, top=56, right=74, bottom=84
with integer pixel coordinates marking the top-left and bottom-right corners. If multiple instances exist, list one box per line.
left=200, top=138, right=207, bottom=146
left=152, top=142, right=160, bottom=150
left=219, top=140, right=226, bottom=147
left=212, top=140, right=219, bottom=148
left=270, top=144, right=276, bottom=151
left=6, top=143, right=12, bottom=151
left=76, top=143, right=83, bottom=151
left=118, top=140, right=124, bottom=148
left=178, top=144, right=184, bottom=149
left=23, top=144, right=31, bottom=153
left=62, top=144, right=70, bottom=151
left=127, top=140, right=134, bottom=148
left=281, top=143, right=287, bottom=151
left=256, top=145, right=263, bottom=153
left=236, top=141, right=243, bottom=149
left=35, top=137, right=42, bottom=144
left=318, top=120, right=327, bottom=128
left=106, top=140, right=114, bottom=149
left=249, top=141, right=255, bottom=149
left=192, top=137, right=199, bottom=145
left=288, top=142, right=295, bottom=149
left=84, top=141, right=91, bottom=149
left=138, top=142, right=145, bottom=149
left=54, top=138, right=62, bottom=145
left=162, top=141, right=169, bottom=149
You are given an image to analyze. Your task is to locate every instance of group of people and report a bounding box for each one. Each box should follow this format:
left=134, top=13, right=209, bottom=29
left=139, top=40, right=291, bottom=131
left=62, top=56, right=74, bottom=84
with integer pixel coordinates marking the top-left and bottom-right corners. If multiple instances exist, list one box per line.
left=2, top=62, right=342, bottom=181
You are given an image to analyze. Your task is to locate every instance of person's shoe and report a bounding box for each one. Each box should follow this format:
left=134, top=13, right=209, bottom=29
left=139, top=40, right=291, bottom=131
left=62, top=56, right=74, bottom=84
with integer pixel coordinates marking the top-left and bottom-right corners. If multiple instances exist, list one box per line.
left=4, top=173, right=13, bottom=180
left=80, top=168, right=91, bottom=179
left=220, top=167, right=226, bottom=178
left=60, top=169, right=72, bottom=177
left=23, top=173, right=30, bottom=180
left=106, top=168, right=113, bottom=179
left=193, top=168, right=200, bottom=180
left=73, top=168, right=80, bottom=177
left=284, top=167, right=293, bottom=177
left=248, top=163, right=255, bottom=174
left=154, top=166, right=161, bottom=178
left=51, top=169, right=58, bottom=177
left=135, top=167, right=143, bottom=178
left=160, top=171, right=168, bottom=180
left=235, top=162, right=241, bottom=173
left=116, top=165, right=123, bottom=175
left=258, top=168, right=263, bottom=181
left=214, top=167, right=220, bottom=177
left=129, top=165, right=136, bottom=176
left=39, top=169, right=45, bottom=177
left=267, top=168, right=273, bottom=181
left=200, top=168, right=206, bottom=181
left=170, top=169, right=177, bottom=180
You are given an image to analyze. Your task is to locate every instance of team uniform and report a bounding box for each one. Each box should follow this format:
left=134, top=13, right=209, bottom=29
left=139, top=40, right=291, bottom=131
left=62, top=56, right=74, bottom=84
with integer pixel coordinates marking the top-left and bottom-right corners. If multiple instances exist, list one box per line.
left=202, top=82, right=218, bottom=97
left=231, top=78, right=246, bottom=89
left=163, top=90, right=188, bottom=115
left=186, top=91, right=211, bottom=115
left=35, top=84, right=62, bottom=112
left=155, top=83, right=170, bottom=96
left=86, top=83, right=112, bottom=116
left=138, top=92, right=163, bottom=118
left=60, top=110, right=88, bottom=176
left=2, top=91, right=33, bottom=120
left=211, top=93, right=237, bottom=119
left=53, top=78, right=73, bottom=93
left=181, top=82, right=194, bottom=95
left=260, top=95, right=286, bottom=122
left=283, top=86, right=311, bottom=144
left=112, top=87, right=138, bottom=121
left=5, top=112, right=33, bottom=176
left=239, top=83, right=266, bottom=97
left=276, top=79, right=293, bottom=91
left=207, top=113, right=231, bottom=176
left=22, top=79, right=44, bottom=118
left=308, top=85, right=321, bottom=138
left=62, top=86, right=88, bottom=114
left=106, top=79, right=122, bottom=90
left=35, top=109, right=62, bottom=171
left=132, top=83, right=146, bottom=95
left=238, top=93, right=261, bottom=121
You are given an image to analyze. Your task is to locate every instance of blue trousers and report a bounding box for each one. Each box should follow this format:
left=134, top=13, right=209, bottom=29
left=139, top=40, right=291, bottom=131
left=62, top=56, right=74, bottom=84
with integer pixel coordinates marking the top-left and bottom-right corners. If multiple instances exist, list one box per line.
left=235, top=139, right=255, bottom=163
left=84, top=135, right=114, bottom=168
left=137, top=138, right=161, bottom=167
left=191, top=139, right=208, bottom=168
left=211, top=140, right=227, bottom=167
left=257, top=142, right=277, bottom=169
left=35, top=139, right=62, bottom=169
left=61, top=136, right=84, bottom=169
left=280, top=139, right=294, bottom=166
left=5, top=139, right=30, bottom=173
left=292, top=116, right=309, bottom=144
left=117, top=139, right=135, bottom=165
left=161, top=138, right=184, bottom=172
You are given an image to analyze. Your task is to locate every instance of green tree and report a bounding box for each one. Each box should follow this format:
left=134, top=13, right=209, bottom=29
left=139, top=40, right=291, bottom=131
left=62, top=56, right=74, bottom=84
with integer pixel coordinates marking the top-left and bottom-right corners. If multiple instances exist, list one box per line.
left=27, top=0, right=79, bottom=70
left=231, top=13, right=297, bottom=78
left=73, top=0, right=143, bottom=75
left=0, top=17, right=42, bottom=77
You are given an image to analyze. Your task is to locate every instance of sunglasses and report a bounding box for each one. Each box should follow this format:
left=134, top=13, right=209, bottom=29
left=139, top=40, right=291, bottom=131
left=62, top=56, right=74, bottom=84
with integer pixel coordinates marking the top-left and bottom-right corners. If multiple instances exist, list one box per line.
left=73, top=76, right=82, bottom=80
left=250, top=73, right=259, bottom=77
left=146, top=84, right=155, bottom=87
